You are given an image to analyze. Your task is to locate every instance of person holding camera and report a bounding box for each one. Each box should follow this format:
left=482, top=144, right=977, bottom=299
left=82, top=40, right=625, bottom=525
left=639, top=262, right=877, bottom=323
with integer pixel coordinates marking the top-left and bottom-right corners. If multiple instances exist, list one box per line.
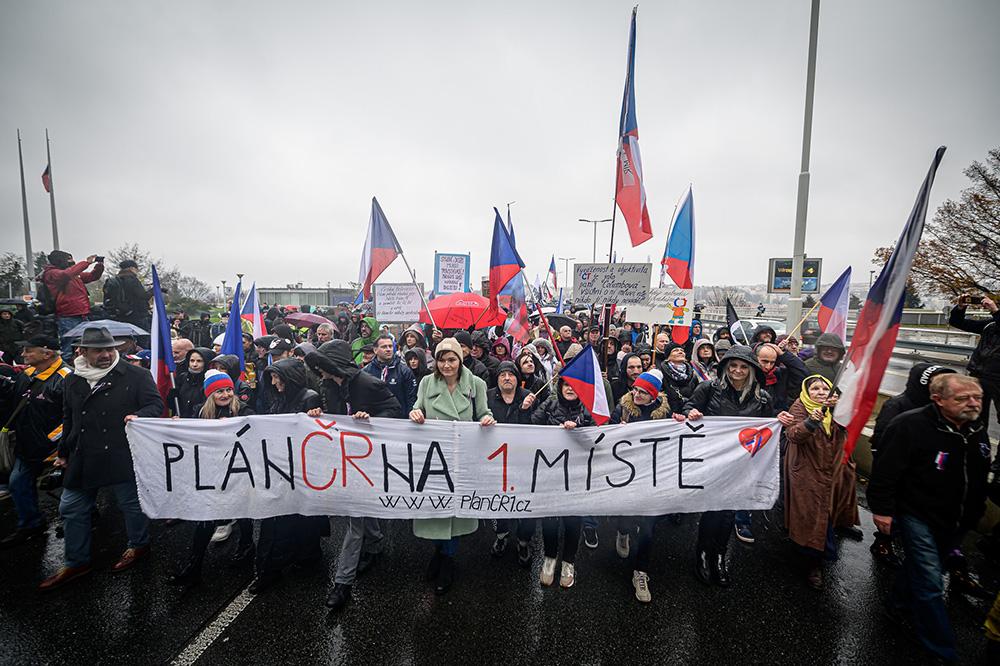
left=40, top=250, right=105, bottom=361
left=103, top=260, right=152, bottom=333
left=948, top=294, right=999, bottom=426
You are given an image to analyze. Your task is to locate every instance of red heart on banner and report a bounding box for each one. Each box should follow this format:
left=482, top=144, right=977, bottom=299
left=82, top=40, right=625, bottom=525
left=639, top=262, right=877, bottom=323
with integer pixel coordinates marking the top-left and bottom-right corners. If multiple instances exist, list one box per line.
left=738, top=427, right=773, bottom=458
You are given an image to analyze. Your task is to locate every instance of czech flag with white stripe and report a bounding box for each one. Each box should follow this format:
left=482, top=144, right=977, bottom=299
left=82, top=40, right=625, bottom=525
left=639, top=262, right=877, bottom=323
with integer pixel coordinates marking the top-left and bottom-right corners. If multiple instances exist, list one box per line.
left=240, top=282, right=267, bottom=339
left=817, top=266, right=851, bottom=342
left=559, top=344, right=611, bottom=425
left=149, top=265, right=176, bottom=416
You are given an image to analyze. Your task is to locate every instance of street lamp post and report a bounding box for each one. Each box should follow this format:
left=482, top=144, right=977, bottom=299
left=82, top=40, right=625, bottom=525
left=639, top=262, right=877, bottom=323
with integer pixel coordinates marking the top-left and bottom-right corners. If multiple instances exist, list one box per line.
left=558, top=256, right=576, bottom=295
left=221, top=280, right=227, bottom=306
left=579, top=218, right=613, bottom=262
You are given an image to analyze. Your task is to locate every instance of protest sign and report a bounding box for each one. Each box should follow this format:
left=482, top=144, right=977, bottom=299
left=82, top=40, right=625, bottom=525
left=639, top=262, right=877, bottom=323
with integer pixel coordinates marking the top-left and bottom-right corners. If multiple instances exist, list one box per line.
left=573, top=263, right=651, bottom=305
left=625, top=286, right=694, bottom=327
left=373, top=283, right=423, bottom=322
left=128, top=415, right=781, bottom=521
left=434, top=253, right=471, bottom=295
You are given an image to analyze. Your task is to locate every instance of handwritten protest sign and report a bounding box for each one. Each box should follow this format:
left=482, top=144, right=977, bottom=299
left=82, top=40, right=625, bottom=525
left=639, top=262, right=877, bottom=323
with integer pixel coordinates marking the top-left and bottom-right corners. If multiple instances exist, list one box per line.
left=373, top=283, right=423, bottom=322
left=128, top=415, right=781, bottom=520
left=434, top=253, right=470, bottom=295
left=573, top=263, right=651, bottom=304
left=625, top=286, right=694, bottom=327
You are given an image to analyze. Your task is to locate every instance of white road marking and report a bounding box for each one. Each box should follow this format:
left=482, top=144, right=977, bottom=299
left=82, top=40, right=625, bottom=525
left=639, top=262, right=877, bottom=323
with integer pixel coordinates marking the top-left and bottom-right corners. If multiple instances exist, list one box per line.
left=170, top=585, right=256, bottom=666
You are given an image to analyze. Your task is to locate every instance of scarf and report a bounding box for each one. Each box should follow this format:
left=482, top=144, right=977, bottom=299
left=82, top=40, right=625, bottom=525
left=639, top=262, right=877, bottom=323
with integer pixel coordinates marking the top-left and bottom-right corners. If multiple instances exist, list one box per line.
left=692, top=360, right=713, bottom=382
left=764, top=368, right=778, bottom=387
left=74, top=351, right=120, bottom=388
left=800, top=374, right=834, bottom=436
left=665, top=361, right=690, bottom=383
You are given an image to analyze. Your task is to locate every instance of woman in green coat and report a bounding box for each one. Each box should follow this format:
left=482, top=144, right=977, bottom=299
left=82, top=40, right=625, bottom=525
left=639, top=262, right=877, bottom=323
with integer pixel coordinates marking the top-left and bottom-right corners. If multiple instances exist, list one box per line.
left=409, top=337, right=494, bottom=594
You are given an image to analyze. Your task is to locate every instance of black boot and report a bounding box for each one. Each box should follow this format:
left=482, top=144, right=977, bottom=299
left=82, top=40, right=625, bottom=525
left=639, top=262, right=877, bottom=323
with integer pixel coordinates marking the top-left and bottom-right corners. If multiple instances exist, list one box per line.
left=434, top=556, right=454, bottom=595
left=714, top=552, right=731, bottom=587
left=325, top=583, right=352, bottom=610
left=166, top=560, right=202, bottom=587
left=694, top=550, right=712, bottom=586
left=228, top=541, right=255, bottom=567
left=425, top=549, right=443, bottom=582
left=357, top=551, right=379, bottom=576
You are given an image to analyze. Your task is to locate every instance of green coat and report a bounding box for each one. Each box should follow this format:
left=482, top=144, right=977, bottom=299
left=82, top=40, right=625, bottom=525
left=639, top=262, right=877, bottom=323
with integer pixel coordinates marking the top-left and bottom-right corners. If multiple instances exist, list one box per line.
left=411, top=368, right=492, bottom=540
left=350, top=316, right=381, bottom=364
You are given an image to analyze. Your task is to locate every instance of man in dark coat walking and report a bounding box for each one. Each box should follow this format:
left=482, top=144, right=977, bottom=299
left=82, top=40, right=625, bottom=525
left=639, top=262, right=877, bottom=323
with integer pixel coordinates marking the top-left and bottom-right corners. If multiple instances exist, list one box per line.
left=39, top=326, right=163, bottom=591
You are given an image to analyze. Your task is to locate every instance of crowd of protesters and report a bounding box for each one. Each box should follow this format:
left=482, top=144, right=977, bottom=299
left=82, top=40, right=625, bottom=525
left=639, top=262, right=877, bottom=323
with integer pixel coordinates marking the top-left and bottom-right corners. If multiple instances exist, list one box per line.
left=1, top=251, right=999, bottom=663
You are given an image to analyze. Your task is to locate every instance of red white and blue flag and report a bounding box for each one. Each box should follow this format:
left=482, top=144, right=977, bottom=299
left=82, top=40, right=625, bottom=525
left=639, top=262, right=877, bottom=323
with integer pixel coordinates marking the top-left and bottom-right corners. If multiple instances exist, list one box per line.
left=149, top=265, right=177, bottom=416
left=220, top=281, right=245, bottom=372
left=547, top=255, right=558, bottom=299
left=615, top=7, right=653, bottom=248
left=41, top=164, right=52, bottom=193
left=817, top=266, right=852, bottom=342
left=358, top=197, right=403, bottom=300
left=504, top=276, right=532, bottom=344
left=240, top=282, right=267, bottom=339
left=559, top=344, right=611, bottom=425
left=661, top=185, right=695, bottom=289
left=488, top=207, right=525, bottom=316
left=834, top=147, right=946, bottom=460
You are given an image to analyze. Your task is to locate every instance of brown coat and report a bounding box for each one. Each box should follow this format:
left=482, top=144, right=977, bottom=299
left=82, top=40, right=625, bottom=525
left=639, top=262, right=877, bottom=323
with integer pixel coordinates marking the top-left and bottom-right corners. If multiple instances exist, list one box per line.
left=783, top=399, right=860, bottom=551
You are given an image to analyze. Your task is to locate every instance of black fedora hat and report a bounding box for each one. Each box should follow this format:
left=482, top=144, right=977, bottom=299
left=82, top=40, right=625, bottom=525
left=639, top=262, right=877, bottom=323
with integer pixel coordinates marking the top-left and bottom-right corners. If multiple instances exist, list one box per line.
left=78, top=326, right=119, bottom=349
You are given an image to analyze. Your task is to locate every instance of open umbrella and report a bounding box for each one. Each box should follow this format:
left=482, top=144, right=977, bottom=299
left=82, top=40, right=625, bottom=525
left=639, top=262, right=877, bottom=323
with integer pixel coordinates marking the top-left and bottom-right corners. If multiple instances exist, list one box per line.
left=529, top=312, right=575, bottom=332
left=64, top=319, right=148, bottom=339
left=418, top=292, right=506, bottom=330
left=284, top=312, right=336, bottom=330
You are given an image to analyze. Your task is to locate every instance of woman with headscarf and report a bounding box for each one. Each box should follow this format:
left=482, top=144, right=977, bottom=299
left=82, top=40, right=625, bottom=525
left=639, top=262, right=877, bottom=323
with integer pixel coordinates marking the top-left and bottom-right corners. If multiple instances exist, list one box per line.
left=515, top=346, right=549, bottom=404
left=784, top=374, right=859, bottom=588
left=403, top=348, right=431, bottom=383
left=691, top=339, right=719, bottom=382
left=658, top=345, right=700, bottom=413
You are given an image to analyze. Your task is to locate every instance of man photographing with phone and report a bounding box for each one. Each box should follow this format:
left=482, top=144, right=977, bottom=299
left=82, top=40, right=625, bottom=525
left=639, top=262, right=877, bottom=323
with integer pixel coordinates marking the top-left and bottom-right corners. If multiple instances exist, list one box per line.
left=949, top=294, right=999, bottom=426
left=40, top=251, right=105, bottom=362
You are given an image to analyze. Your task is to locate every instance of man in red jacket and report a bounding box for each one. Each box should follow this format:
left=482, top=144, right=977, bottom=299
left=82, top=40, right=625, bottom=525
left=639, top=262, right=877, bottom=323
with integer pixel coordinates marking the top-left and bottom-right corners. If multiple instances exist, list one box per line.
left=41, top=250, right=104, bottom=361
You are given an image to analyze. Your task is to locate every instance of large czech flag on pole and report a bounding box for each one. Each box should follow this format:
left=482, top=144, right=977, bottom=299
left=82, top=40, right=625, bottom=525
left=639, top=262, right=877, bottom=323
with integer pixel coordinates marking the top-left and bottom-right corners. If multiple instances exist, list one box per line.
left=488, top=207, right=525, bottom=316
left=358, top=197, right=403, bottom=300
left=661, top=185, right=695, bottom=289
left=547, top=255, right=558, bottom=299
left=220, top=281, right=245, bottom=372
left=817, top=266, right=852, bottom=342
left=559, top=345, right=611, bottom=425
left=240, top=282, right=267, bottom=338
left=149, top=265, right=177, bottom=416
left=834, top=147, right=945, bottom=460
left=615, top=6, right=653, bottom=248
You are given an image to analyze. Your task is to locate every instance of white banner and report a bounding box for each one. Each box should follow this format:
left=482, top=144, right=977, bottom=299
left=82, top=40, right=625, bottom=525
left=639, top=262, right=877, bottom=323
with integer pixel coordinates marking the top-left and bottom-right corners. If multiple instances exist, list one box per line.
left=373, top=282, right=423, bottom=323
left=127, top=415, right=781, bottom=521
left=625, top=286, right=694, bottom=327
left=573, top=263, right=652, bottom=305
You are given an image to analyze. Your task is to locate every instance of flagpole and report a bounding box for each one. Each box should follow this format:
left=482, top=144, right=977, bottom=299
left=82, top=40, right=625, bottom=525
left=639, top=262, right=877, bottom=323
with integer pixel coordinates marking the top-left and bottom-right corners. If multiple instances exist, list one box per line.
left=45, top=128, right=60, bottom=250
left=17, top=129, right=34, bottom=293
left=399, top=251, right=439, bottom=332
left=787, top=299, right=821, bottom=338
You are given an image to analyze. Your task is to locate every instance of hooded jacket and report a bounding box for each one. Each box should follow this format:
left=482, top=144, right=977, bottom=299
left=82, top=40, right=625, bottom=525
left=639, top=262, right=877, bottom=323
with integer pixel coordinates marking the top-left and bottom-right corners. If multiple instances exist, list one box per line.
left=691, top=338, right=719, bottom=381
left=868, top=403, right=990, bottom=538
left=350, top=316, right=381, bottom=364
left=487, top=362, right=535, bottom=425
left=210, top=354, right=253, bottom=407
left=399, top=324, right=434, bottom=364
left=750, top=325, right=777, bottom=345
left=305, top=340, right=401, bottom=418
left=869, top=363, right=956, bottom=456
left=611, top=352, right=642, bottom=405
left=949, top=305, right=1000, bottom=381
left=177, top=347, right=217, bottom=418
left=682, top=345, right=774, bottom=418
left=42, top=260, right=104, bottom=317
left=471, top=333, right=500, bottom=386
left=531, top=379, right=595, bottom=427
left=531, top=338, right=557, bottom=380
left=261, top=357, right=322, bottom=414
left=803, top=333, right=846, bottom=382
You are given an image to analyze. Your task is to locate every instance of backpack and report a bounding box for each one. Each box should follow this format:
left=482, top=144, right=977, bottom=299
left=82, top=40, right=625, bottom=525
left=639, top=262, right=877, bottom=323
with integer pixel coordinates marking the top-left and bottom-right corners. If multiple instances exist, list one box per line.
left=34, top=278, right=57, bottom=316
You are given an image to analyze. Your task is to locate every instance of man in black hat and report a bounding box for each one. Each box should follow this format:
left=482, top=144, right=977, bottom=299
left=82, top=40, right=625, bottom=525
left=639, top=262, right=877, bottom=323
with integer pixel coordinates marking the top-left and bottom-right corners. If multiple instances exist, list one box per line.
left=38, top=326, right=163, bottom=591
left=0, top=335, right=70, bottom=548
left=102, top=259, right=152, bottom=334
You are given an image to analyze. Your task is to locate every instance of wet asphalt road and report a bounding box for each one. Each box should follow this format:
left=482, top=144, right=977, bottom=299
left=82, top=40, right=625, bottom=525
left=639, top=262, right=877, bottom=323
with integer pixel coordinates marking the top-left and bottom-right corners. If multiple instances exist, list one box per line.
left=1, top=486, right=996, bottom=665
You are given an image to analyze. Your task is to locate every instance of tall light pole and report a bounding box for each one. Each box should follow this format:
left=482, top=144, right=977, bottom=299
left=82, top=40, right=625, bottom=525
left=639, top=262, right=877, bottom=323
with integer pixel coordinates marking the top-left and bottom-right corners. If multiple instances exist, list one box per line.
left=221, top=280, right=227, bottom=306
left=558, top=256, right=576, bottom=295
left=579, top=218, right=613, bottom=262
left=786, top=0, right=821, bottom=332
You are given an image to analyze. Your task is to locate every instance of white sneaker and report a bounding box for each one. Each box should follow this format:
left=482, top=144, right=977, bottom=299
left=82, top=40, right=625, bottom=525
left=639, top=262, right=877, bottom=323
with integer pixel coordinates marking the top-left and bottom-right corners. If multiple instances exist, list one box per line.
left=210, top=521, right=235, bottom=543
left=616, top=531, right=630, bottom=559
left=540, top=557, right=557, bottom=587
left=559, top=561, right=576, bottom=588
left=633, top=570, right=651, bottom=603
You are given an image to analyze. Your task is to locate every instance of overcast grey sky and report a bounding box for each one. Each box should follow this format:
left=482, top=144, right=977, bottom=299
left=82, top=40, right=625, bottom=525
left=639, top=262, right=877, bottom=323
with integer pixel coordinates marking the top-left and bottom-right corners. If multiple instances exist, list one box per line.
left=2, top=1, right=998, bottom=293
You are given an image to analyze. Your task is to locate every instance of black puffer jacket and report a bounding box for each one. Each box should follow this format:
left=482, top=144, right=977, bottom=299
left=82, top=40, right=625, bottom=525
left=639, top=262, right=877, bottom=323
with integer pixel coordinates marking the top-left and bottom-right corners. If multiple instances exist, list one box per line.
left=209, top=354, right=253, bottom=407
left=261, top=357, right=322, bottom=414
left=304, top=340, right=401, bottom=418
left=868, top=403, right=991, bottom=538
left=949, top=306, right=1000, bottom=381
left=869, top=362, right=956, bottom=457
left=176, top=347, right=217, bottom=418
left=531, top=381, right=595, bottom=427
left=682, top=345, right=774, bottom=418
left=0, top=359, right=70, bottom=463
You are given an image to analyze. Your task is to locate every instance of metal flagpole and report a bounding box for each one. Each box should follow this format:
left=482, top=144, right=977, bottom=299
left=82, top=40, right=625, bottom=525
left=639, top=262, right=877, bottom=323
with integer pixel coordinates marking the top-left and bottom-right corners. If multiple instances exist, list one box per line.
left=398, top=251, right=439, bottom=332
left=45, top=128, right=60, bottom=250
left=17, top=129, right=34, bottom=293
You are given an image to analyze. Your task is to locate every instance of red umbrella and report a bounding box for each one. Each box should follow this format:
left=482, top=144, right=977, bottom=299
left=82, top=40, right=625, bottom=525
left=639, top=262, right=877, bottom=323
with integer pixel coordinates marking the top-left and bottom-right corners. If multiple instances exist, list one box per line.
left=419, top=292, right=506, bottom=330
left=284, top=312, right=336, bottom=330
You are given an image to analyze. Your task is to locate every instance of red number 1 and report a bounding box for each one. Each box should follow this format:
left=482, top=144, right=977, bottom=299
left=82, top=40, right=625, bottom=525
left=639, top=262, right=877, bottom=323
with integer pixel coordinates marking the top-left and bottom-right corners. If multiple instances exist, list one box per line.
left=487, top=442, right=509, bottom=492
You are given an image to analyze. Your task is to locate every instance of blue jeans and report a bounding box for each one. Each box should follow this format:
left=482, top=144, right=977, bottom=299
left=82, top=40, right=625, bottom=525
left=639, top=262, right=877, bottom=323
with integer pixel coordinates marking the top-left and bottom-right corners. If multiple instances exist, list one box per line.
left=582, top=516, right=598, bottom=530
left=9, top=457, right=43, bottom=529
left=892, top=514, right=957, bottom=661
left=57, top=315, right=86, bottom=362
left=735, top=510, right=751, bottom=527
left=59, top=481, right=149, bottom=568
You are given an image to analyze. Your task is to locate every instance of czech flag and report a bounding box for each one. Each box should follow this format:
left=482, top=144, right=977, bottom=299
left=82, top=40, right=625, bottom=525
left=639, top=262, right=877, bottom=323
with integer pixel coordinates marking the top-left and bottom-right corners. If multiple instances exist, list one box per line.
left=547, top=255, right=558, bottom=299
left=149, top=265, right=176, bottom=416
left=615, top=6, right=653, bottom=248
left=41, top=164, right=52, bottom=193
left=559, top=344, right=611, bottom=425
left=358, top=197, right=403, bottom=300
left=834, top=147, right=945, bottom=460
left=817, top=266, right=852, bottom=342
left=661, top=185, right=695, bottom=290
left=487, top=207, right=525, bottom=316
left=504, top=276, right=532, bottom=344
left=240, top=282, right=267, bottom=339
left=220, top=281, right=245, bottom=372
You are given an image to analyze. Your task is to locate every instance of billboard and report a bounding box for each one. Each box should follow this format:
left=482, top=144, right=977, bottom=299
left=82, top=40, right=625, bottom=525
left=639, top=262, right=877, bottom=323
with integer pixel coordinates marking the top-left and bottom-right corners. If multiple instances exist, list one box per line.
left=767, top=258, right=822, bottom=294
